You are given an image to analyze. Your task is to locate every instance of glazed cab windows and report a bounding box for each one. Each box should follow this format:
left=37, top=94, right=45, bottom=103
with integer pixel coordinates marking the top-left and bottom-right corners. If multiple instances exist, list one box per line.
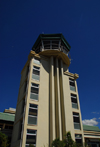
left=32, top=66, right=40, bottom=81
left=30, top=83, right=39, bottom=101
left=69, top=78, right=76, bottom=91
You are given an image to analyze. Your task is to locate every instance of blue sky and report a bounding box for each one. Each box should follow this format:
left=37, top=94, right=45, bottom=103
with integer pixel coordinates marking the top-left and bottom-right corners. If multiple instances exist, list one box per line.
left=0, top=0, right=100, bottom=128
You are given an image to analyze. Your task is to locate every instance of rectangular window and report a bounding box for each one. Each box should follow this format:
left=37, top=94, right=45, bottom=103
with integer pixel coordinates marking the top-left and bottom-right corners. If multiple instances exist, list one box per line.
left=28, top=104, right=38, bottom=125
left=71, top=94, right=78, bottom=109
left=32, top=66, right=40, bottom=81
left=75, top=134, right=82, bottom=144
left=33, top=58, right=40, bottom=65
left=26, top=129, right=37, bottom=147
left=73, top=112, right=80, bottom=130
left=69, top=78, right=76, bottom=91
left=30, top=83, right=39, bottom=100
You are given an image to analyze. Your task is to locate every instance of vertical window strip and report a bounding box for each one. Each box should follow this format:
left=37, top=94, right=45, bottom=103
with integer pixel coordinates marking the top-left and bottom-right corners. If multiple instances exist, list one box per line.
left=28, top=104, right=38, bottom=125
left=69, top=78, right=76, bottom=91
left=73, top=112, right=80, bottom=130
left=32, top=66, right=40, bottom=81
left=26, top=129, right=37, bottom=147
left=71, top=94, right=78, bottom=109
left=30, top=83, right=39, bottom=100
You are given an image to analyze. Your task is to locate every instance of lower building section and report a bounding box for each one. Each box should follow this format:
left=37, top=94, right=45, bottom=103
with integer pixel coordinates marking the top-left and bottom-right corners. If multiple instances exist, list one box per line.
left=10, top=53, right=100, bottom=147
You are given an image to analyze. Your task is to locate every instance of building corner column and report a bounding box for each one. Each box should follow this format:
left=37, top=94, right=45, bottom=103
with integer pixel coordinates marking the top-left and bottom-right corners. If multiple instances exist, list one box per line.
left=49, top=56, right=55, bottom=146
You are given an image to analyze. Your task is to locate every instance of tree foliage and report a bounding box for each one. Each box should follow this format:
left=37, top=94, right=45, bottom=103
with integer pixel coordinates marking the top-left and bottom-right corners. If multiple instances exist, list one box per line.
left=52, top=131, right=89, bottom=147
left=0, top=132, right=9, bottom=147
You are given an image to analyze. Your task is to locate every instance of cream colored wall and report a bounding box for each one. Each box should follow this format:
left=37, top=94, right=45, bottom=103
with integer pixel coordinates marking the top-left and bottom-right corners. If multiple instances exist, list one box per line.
left=21, top=59, right=32, bottom=147
left=20, top=66, right=27, bottom=86
left=11, top=50, right=85, bottom=147
left=63, top=64, right=84, bottom=142
left=18, top=82, right=26, bottom=102
left=63, top=71, right=75, bottom=139
left=21, top=56, right=50, bottom=147
left=11, top=61, right=29, bottom=147
left=36, top=57, right=49, bottom=147
left=74, top=81, right=84, bottom=142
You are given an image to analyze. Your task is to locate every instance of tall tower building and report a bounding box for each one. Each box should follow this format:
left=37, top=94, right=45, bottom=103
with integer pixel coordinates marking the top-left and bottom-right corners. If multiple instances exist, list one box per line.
left=11, top=34, right=84, bottom=147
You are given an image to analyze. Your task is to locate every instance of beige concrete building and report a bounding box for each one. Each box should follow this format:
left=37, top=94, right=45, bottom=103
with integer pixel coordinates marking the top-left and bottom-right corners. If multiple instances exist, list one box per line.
left=11, top=34, right=89, bottom=147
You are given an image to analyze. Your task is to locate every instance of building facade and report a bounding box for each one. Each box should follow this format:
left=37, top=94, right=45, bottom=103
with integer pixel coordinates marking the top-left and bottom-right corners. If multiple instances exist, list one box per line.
left=11, top=34, right=96, bottom=147
left=0, top=108, right=15, bottom=146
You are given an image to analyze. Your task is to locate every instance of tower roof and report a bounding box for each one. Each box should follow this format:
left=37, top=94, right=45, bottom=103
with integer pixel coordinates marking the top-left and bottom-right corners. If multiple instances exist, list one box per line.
left=32, top=33, right=71, bottom=51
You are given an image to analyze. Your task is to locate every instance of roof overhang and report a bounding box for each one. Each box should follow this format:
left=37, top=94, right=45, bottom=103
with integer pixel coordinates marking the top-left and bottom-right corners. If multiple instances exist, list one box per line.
left=32, top=34, right=71, bottom=51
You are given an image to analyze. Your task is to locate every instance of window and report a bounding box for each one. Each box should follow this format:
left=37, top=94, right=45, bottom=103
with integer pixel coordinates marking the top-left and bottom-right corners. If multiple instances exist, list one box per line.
left=26, top=129, right=37, bottom=147
left=5, top=125, right=13, bottom=130
left=73, top=112, right=80, bottom=130
left=71, top=94, right=78, bottom=109
left=69, top=78, right=76, bottom=91
left=30, top=83, right=39, bottom=100
left=75, top=134, right=82, bottom=144
left=32, top=66, right=40, bottom=81
left=28, top=104, right=38, bottom=125
left=33, top=58, right=40, bottom=65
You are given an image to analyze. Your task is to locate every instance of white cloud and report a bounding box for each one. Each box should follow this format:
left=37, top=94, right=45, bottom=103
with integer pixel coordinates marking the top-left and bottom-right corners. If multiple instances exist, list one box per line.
left=98, top=117, right=100, bottom=119
left=92, top=112, right=99, bottom=114
left=82, top=118, right=98, bottom=126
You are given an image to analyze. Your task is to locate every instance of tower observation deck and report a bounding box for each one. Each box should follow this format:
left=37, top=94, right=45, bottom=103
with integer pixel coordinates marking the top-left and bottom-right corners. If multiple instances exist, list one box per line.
left=32, top=34, right=71, bottom=66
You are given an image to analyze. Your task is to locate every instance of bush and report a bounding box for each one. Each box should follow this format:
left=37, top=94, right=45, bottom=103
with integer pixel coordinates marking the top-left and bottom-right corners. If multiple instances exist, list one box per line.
left=52, top=132, right=89, bottom=147
left=0, top=132, right=9, bottom=147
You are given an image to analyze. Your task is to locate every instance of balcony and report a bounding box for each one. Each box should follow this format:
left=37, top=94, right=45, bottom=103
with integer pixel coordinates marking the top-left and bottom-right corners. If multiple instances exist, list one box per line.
left=38, top=42, right=71, bottom=67
left=32, top=34, right=71, bottom=66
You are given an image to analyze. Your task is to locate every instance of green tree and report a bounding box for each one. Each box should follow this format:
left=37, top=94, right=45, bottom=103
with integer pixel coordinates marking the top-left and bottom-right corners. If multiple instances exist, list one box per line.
left=64, top=131, right=74, bottom=147
left=0, top=132, right=9, bottom=147
left=52, top=138, right=65, bottom=147
left=51, top=132, right=89, bottom=147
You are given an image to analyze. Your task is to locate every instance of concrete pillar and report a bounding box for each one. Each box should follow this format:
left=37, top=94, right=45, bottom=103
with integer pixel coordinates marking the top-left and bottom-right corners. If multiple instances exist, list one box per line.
left=49, top=56, right=55, bottom=146
left=55, top=58, right=62, bottom=140
left=59, top=60, right=66, bottom=139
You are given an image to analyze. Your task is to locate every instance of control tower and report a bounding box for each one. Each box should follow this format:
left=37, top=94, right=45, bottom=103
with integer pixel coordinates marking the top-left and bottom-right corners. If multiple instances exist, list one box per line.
left=11, top=34, right=84, bottom=147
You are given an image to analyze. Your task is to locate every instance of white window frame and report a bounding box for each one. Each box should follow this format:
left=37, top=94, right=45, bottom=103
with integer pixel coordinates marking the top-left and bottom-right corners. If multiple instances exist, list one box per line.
left=33, top=58, right=40, bottom=65
left=26, top=129, right=37, bottom=147
left=30, top=83, right=39, bottom=101
left=71, top=94, right=78, bottom=109
left=73, top=112, right=80, bottom=130
left=31, top=83, right=39, bottom=94
left=33, top=66, right=40, bottom=72
left=28, top=104, right=38, bottom=125
left=69, top=78, right=75, bottom=89
left=32, top=66, right=40, bottom=81
left=69, top=78, right=75, bottom=84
